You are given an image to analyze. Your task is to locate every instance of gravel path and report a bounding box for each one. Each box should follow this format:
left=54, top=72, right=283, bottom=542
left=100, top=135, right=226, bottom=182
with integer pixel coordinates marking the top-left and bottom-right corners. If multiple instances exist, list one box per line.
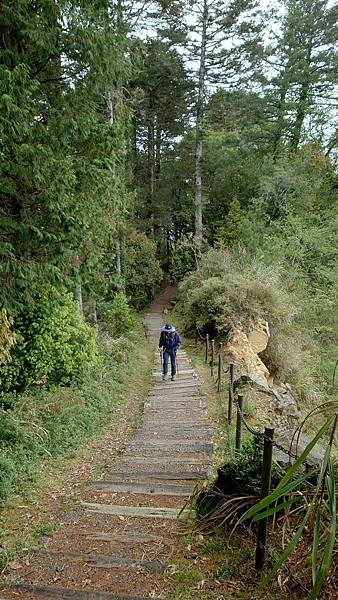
left=0, top=288, right=213, bottom=600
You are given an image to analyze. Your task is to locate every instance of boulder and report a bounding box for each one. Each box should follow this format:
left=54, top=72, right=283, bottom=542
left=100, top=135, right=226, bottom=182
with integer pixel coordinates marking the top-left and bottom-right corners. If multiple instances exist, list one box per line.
left=247, top=319, right=270, bottom=354
left=273, top=431, right=326, bottom=468
left=228, top=327, right=270, bottom=388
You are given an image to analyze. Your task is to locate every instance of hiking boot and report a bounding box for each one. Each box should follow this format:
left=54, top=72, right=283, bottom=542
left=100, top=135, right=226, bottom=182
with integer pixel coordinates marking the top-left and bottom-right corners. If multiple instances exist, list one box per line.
left=162, top=374, right=168, bottom=381
left=171, top=375, right=176, bottom=381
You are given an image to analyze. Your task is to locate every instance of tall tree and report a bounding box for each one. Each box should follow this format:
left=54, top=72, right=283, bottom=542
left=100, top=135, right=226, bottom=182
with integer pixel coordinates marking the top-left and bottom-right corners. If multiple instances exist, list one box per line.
left=265, top=0, right=338, bottom=154
left=186, top=0, right=261, bottom=246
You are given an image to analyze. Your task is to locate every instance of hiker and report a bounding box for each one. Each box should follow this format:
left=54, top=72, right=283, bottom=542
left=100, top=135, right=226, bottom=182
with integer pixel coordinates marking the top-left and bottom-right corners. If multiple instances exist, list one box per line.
left=159, top=324, right=181, bottom=382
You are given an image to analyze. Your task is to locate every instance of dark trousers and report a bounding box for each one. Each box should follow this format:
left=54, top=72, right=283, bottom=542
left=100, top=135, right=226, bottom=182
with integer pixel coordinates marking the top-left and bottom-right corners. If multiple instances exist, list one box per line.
left=163, top=350, right=177, bottom=377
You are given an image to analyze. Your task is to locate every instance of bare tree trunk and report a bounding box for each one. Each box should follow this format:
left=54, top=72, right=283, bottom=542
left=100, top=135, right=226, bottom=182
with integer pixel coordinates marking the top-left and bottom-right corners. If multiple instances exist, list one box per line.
left=148, top=91, right=155, bottom=238
left=194, top=0, right=208, bottom=247
left=74, top=254, right=83, bottom=315
left=115, top=238, right=125, bottom=292
left=290, top=80, right=310, bottom=151
left=90, top=300, right=98, bottom=326
left=272, top=81, right=288, bottom=158
left=290, top=43, right=312, bottom=152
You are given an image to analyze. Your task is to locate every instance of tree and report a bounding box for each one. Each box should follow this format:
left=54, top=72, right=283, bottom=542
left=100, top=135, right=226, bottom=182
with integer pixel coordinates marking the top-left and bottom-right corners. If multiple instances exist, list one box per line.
left=185, top=0, right=261, bottom=246
left=265, top=0, right=338, bottom=154
left=0, top=1, right=132, bottom=310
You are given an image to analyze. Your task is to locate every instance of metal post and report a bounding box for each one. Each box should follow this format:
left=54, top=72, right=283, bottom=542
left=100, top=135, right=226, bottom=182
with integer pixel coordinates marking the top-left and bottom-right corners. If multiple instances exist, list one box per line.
left=210, top=339, right=215, bottom=377
left=217, top=343, right=223, bottom=393
left=228, top=362, right=234, bottom=425
left=205, top=334, right=209, bottom=364
left=255, top=426, right=275, bottom=570
left=235, top=395, right=243, bottom=450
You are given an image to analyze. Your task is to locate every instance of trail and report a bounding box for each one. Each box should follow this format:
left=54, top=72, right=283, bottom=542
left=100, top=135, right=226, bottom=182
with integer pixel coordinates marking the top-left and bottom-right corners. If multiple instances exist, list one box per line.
left=1, top=288, right=213, bottom=600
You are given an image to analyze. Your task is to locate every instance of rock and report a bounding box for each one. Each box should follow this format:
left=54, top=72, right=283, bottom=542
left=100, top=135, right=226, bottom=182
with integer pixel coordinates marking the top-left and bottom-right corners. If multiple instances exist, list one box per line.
left=233, top=374, right=300, bottom=427
left=247, top=319, right=270, bottom=353
left=274, top=431, right=326, bottom=468
left=228, top=328, right=270, bottom=388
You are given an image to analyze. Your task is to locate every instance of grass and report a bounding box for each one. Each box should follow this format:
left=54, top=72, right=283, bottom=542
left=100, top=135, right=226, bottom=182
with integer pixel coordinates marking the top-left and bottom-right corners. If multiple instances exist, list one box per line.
left=0, top=317, right=154, bottom=572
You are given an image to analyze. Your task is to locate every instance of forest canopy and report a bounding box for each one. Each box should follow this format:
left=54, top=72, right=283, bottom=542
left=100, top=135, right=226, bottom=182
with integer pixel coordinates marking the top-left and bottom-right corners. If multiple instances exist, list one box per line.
left=0, top=0, right=337, bottom=399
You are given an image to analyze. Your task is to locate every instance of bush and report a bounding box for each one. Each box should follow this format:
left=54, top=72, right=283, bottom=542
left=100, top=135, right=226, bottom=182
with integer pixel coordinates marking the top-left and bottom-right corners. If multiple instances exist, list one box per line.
left=102, top=293, right=136, bottom=337
left=178, top=246, right=295, bottom=335
left=0, top=323, right=152, bottom=500
left=124, top=229, right=163, bottom=309
left=0, top=289, right=98, bottom=392
left=197, top=437, right=284, bottom=518
left=176, top=245, right=327, bottom=399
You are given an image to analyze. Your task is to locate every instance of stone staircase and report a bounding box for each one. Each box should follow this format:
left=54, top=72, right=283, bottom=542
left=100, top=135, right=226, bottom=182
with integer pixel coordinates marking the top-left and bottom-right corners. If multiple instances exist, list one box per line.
left=0, top=288, right=213, bottom=600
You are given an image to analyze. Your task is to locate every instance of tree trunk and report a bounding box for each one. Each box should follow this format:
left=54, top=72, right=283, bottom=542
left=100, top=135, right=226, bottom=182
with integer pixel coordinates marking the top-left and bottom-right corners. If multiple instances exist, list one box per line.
left=148, top=90, right=155, bottom=238
left=115, top=238, right=125, bottom=292
left=290, top=79, right=310, bottom=151
left=74, top=254, right=84, bottom=315
left=272, top=80, right=288, bottom=158
left=290, top=43, right=312, bottom=151
left=194, top=0, right=208, bottom=247
left=90, top=300, right=98, bottom=326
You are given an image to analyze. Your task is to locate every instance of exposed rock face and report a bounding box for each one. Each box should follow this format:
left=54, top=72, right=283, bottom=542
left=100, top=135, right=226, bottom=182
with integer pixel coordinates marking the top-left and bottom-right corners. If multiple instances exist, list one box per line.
left=247, top=318, right=270, bottom=354
left=228, top=319, right=299, bottom=433
left=228, top=325, right=270, bottom=388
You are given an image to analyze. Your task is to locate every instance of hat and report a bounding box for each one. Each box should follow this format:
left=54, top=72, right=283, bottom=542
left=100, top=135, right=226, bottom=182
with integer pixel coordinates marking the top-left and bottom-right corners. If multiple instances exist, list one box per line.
left=162, top=324, right=176, bottom=333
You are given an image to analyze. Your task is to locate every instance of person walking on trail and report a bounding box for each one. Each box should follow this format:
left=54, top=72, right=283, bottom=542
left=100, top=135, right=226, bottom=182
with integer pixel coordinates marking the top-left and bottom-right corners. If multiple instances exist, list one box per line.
left=159, top=324, right=181, bottom=382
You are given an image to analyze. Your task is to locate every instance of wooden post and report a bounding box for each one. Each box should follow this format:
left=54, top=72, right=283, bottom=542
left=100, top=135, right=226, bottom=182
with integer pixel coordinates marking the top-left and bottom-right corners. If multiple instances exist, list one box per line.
left=205, top=334, right=209, bottom=364
left=217, top=343, right=223, bottom=393
left=235, top=395, right=243, bottom=450
left=210, top=339, right=215, bottom=377
left=228, top=362, right=234, bottom=425
left=255, top=426, right=275, bottom=570
left=195, top=329, right=198, bottom=348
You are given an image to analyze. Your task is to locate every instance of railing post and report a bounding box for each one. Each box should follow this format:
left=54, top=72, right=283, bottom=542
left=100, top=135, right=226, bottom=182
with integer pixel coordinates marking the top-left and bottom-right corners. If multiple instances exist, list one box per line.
left=210, top=339, right=215, bottom=377
left=217, top=342, right=223, bottom=393
left=228, top=362, right=234, bottom=425
left=255, top=426, right=275, bottom=571
left=235, top=394, right=243, bottom=450
left=205, top=334, right=209, bottom=364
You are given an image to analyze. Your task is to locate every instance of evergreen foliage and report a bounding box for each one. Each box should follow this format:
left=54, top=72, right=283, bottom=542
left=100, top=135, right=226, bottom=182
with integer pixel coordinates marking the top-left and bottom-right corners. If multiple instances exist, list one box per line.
left=0, top=291, right=98, bottom=393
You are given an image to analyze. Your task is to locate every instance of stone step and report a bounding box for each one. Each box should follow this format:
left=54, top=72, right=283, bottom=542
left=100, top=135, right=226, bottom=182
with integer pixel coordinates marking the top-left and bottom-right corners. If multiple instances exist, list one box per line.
left=116, top=456, right=211, bottom=465
left=84, top=531, right=174, bottom=544
left=103, top=471, right=207, bottom=481
left=81, top=502, right=185, bottom=520
left=126, top=440, right=213, bottom=453
left=88, top=481, right=193, bottom=496
left=30, top=550, right=167, bottom=573
left=1, top=585, right=166, bottom=600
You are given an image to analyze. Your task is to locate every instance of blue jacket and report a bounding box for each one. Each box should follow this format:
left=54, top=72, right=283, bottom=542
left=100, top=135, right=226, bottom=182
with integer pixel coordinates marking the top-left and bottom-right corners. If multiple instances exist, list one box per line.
left=159, top=331, right=181, bottom=353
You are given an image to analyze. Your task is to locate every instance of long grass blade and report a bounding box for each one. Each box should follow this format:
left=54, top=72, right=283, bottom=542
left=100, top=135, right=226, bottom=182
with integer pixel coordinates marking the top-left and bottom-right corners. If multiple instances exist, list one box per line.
left=253, top=496, right=302, bottom=522
left=310, top=460, right=337, bottom=600
left=241, top=469, right=317, bottom=523
left=260, top=499, right=316, bottom=588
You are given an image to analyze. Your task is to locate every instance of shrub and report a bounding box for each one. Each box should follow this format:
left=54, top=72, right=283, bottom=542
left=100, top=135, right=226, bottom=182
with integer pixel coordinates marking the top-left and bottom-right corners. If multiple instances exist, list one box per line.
left=0, top=289, right=98, bottom=392
left=178, top=246, right=295, bottom=335
left=102, top=293, right=136, bottom=337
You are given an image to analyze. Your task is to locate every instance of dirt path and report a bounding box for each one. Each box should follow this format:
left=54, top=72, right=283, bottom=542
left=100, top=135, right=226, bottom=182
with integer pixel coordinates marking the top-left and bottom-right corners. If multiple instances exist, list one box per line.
left=0, top=288, right=213, bottom=600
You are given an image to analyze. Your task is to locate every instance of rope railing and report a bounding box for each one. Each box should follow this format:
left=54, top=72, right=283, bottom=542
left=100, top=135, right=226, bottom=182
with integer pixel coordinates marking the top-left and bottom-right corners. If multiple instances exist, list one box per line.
left=193, top=332, right=315, bottom=580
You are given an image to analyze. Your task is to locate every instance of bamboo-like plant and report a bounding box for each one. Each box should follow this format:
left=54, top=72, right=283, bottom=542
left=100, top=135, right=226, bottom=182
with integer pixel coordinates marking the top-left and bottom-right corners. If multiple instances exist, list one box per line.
left=240, top=404, right=338, bottom=600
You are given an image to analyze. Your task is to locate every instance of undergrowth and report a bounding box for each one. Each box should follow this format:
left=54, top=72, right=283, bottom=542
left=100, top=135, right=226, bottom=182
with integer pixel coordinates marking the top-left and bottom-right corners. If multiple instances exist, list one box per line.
left=0, top=317, right=150, bottom=501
